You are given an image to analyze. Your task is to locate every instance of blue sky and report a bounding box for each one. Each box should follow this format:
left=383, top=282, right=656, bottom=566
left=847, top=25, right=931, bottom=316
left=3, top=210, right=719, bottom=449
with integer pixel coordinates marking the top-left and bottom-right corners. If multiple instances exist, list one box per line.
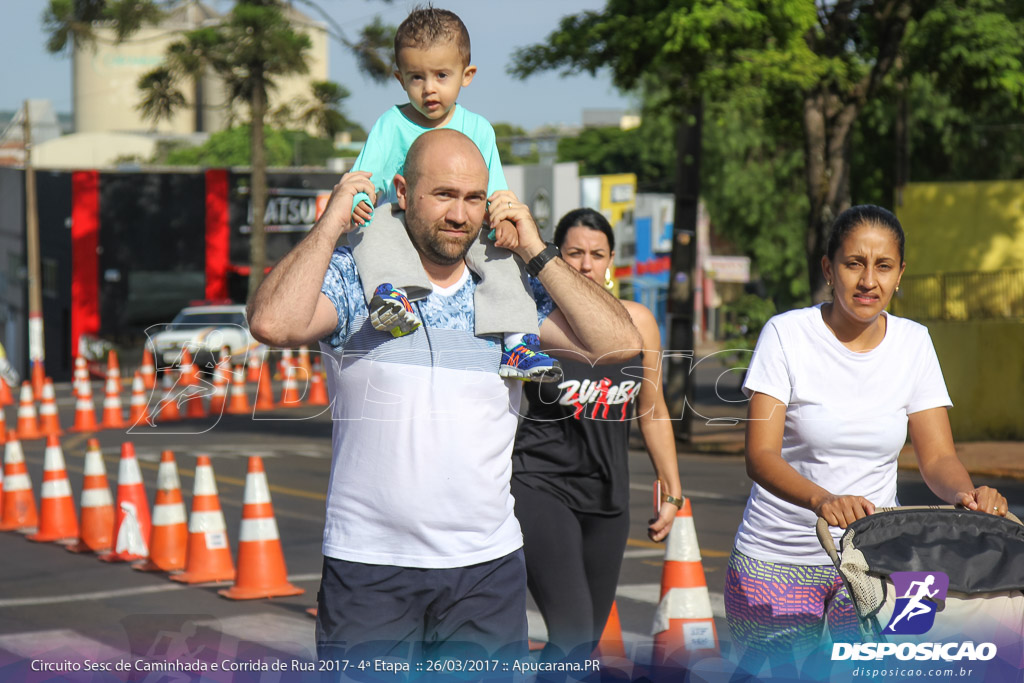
left=0, top=0, right=635, bottom=131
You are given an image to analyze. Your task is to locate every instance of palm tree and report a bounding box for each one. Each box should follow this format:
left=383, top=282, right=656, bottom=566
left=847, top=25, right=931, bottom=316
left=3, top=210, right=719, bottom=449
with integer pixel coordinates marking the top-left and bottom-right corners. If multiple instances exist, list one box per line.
left=136, top=67, right=186, bottom=130
left=300, top=80, right=353, bottom=141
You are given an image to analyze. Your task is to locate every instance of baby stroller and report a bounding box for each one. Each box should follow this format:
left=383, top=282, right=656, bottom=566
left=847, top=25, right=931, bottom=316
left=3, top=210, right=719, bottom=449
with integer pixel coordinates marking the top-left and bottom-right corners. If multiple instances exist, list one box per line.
left=816, top=506, right=1024, bottom=644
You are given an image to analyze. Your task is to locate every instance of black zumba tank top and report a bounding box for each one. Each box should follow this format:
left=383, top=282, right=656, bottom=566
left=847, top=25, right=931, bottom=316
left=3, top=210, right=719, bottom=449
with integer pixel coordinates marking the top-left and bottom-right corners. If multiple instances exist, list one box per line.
left=512, top=352, right=644, bottom=516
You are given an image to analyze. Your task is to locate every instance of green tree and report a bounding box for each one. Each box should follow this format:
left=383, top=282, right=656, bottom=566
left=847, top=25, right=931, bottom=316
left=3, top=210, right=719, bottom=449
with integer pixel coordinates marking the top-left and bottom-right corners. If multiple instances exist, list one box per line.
left=161, top=126, right=292, bottom=166
left=511, top=0, right=1024, bottom=302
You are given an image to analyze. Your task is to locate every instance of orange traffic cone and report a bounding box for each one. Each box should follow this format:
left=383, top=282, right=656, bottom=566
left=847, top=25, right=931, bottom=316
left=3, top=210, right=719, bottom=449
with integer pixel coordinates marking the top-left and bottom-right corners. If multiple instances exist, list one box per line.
left=307, top=363, right=329, bottom=407
left=27, top=434, right=79, bottom=543
left=99, top=442, right=151, bottom=563
left=100, top=376, right=126, bottom=429
left=0, top=407, right=6, bottom=442
left=226, top=366, right=251, bottom=415
left=278, top=363, right=303, bottom=407
left=0, top=432, right=38, bottom=532
left=254, top=358, right=275, bottom=412
left=0, top=376, right=13, bottom=407
left=72, top=356, right=89, bottom=398
left=171, top=455, right=234, bottom=583
left=219, top=456, right=303, bottom=600
left=31, top=359, right=45, bottom=398
left=70, top=377, right=100, bottom=432
left=208, top=365, right=228, bottom=415
left=297, top=345, right=312, bottom=377
left=277, top=348, right=294, bottom=380
left=128, top=371, right=151, bottom=427
left=15, top=381, right=43, bottom=441
left=155, top=372, right=182, bottom=423
left=596, top=601, right=628, bottom=659
left=247, top=349, right=263, bottom=384
left=134, top=450, right=187, bottom=572
left=106, top=349, right=121, bottom=382
left=66, top=439, right=115, bottom=554
left=38, top=378, right=63, bottom=437
left=179, top=348, right=198, bottom=387
left=181, top=382, right=207, bottom=420
left=139, top=347, right=156, bottom=390
left=652, top=498, right=718, bottom=664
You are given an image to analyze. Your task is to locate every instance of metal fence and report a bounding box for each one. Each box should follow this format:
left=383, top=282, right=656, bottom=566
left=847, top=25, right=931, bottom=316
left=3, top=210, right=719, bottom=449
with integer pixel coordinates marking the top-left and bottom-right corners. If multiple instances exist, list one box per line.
left=889, top=268, right=1024, bottom=321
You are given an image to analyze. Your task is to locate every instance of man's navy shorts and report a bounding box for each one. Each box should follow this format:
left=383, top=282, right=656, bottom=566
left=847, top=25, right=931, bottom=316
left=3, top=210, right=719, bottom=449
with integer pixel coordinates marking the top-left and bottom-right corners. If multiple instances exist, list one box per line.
left=315, top=549, right=528, bottom=664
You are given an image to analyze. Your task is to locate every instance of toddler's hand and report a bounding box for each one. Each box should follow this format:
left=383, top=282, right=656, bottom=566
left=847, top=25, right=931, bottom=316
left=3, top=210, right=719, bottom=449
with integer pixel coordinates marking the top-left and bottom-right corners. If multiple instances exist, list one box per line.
left=353, top=201, right=373, bottom=227
left=491, top=219, right=519, bottom=250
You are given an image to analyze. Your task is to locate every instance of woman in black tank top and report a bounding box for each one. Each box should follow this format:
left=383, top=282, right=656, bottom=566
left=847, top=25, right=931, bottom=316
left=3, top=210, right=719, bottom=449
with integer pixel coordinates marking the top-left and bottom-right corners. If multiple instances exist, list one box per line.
left=512, top=208, right=683, bottom=658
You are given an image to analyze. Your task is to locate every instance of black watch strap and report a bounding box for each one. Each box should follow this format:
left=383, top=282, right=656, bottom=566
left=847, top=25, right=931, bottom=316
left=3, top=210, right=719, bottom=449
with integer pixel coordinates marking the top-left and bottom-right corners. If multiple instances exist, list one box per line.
left=526, top=243, right=560, bottom=277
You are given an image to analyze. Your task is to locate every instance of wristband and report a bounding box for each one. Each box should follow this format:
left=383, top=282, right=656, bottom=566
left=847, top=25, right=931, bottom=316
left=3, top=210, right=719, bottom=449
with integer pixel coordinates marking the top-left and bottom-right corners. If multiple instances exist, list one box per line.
left=525, top=243, right=560, bottom=278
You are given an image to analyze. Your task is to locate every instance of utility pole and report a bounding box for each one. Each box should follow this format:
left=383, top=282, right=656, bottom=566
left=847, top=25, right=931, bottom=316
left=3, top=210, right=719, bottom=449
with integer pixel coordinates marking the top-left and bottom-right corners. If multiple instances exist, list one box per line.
left=665, top=103, right=702, bottom=442
left=22, top=100, right=45, bottom=394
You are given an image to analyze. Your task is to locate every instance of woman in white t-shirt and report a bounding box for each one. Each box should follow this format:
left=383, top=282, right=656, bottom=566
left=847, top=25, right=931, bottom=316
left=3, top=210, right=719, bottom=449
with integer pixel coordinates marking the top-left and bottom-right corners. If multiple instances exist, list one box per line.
left=724, top=205, right=1008, bottom=667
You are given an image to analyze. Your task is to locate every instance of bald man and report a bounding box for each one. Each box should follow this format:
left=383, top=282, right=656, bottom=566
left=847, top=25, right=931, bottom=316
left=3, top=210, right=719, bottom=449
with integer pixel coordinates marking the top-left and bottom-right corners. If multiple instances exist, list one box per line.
left=248, top=129, right=642, bottom=664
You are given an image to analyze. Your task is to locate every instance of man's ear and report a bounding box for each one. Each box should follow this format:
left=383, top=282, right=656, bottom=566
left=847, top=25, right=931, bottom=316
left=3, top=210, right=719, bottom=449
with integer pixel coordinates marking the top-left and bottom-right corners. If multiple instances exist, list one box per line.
left=394, top=173, right=409, bottom=211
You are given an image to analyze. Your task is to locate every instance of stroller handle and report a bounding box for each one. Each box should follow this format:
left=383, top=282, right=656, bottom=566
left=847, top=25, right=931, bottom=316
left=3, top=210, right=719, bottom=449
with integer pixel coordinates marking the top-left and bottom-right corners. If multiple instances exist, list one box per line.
left=816, top=504, right=1022, bottom=568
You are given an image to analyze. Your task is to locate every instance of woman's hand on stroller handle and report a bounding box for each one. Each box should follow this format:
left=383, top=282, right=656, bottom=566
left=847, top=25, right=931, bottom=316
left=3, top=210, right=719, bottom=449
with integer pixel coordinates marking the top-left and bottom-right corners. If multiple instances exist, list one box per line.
left=813, top=493, right=875, bottom=528
left=956, top=485, right=1008, bottom=516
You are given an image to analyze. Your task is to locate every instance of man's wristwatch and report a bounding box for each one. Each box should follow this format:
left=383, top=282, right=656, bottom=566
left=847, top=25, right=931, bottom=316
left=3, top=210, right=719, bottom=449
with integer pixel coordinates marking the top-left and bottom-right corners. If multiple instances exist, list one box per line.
left=525, top=243, right=560, bottom=277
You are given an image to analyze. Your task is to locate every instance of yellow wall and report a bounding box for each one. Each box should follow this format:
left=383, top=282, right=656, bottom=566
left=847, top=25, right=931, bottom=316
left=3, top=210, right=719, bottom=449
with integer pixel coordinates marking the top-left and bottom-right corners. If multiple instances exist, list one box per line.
left=928, top=320, right=1024, bottom=440
left=899, top=181, right=1024, bottom=274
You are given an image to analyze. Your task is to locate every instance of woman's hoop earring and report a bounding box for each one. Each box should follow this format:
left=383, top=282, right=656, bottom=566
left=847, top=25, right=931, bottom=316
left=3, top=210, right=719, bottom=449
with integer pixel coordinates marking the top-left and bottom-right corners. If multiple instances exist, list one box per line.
left=604, top=268, right=614, bottom=291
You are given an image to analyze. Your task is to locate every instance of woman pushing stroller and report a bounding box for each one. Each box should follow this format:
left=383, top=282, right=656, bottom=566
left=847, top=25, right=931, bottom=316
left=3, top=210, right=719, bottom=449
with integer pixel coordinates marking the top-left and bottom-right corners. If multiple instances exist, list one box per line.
left=723, top=205, right=1008, bottom=665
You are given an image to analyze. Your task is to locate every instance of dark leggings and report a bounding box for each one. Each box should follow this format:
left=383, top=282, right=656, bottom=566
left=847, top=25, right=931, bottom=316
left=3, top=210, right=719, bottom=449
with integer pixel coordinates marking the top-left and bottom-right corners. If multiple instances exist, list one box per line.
left=511, top=478, right=630, bottom=658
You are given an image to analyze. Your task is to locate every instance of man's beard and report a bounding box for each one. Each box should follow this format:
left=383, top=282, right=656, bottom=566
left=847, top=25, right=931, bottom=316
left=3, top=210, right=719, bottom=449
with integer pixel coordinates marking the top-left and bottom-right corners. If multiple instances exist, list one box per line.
left=405, top=215, right=479, bottom=266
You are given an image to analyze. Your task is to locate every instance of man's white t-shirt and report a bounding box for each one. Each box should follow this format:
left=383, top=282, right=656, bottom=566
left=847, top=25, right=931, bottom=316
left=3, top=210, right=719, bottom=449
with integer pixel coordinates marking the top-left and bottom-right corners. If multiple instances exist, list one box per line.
left=734, top=304, right=952, bottom=565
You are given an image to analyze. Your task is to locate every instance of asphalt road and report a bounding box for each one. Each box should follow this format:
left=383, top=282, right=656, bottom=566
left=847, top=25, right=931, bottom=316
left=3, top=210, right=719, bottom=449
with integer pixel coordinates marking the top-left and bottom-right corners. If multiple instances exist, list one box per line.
left=1, top=374, right=1022, bottom=681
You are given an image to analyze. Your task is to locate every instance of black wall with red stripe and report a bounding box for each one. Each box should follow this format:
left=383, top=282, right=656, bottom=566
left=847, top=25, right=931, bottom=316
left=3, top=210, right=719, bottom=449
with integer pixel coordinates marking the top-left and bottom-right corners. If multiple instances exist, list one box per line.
left=2, top=167, right=338, bottom=380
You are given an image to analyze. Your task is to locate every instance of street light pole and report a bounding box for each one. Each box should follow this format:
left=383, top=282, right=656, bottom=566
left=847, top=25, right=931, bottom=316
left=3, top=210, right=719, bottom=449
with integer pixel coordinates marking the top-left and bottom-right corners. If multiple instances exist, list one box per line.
left=22, top=100, right=45, bottom=394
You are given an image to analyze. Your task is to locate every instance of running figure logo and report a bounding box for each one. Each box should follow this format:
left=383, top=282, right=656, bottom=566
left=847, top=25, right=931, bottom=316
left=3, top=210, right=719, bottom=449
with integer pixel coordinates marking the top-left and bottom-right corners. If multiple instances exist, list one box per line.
left=883, top=571, right=949, bottom=635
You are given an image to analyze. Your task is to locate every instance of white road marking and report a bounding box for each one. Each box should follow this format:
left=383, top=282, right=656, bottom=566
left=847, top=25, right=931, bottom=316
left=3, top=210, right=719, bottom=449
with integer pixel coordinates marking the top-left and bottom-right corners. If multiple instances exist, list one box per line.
left=0, top=573, right=322, bottom=608
left=0, top=629, right=127, bottom=661
left=196, top=613, right=315, bottom=658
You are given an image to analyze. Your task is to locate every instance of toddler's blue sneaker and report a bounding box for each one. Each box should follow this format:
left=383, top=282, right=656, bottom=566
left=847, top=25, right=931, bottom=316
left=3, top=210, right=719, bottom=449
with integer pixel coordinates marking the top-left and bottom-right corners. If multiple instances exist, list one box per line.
left=499, top=334, right=562, bottom=383
left=369, top=283, right=422, bottom=337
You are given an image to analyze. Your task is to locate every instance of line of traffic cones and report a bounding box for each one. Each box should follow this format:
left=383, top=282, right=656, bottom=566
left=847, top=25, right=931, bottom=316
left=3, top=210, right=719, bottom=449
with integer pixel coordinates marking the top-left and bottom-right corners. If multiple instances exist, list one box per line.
left=0, top=424, right=304, bottom=604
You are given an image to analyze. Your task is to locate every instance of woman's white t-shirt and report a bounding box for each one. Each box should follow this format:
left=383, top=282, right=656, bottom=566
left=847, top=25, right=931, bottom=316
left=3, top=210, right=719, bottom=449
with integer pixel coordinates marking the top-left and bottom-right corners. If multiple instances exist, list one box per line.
left=734, top=304, right=952, bottom=565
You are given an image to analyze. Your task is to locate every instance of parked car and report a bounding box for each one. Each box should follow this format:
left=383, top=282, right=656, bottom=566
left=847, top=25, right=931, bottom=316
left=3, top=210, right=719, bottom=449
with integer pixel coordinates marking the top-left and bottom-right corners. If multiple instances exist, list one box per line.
left=147, top=303, right=259, bottom=371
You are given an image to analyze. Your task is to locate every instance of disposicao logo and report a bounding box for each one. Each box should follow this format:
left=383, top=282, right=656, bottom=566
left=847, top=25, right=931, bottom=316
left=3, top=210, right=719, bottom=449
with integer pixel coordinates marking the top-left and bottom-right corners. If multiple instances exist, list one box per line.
left=883, top=571, right=949, bottom=635
left=832, top=569, right=998, bottom=663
